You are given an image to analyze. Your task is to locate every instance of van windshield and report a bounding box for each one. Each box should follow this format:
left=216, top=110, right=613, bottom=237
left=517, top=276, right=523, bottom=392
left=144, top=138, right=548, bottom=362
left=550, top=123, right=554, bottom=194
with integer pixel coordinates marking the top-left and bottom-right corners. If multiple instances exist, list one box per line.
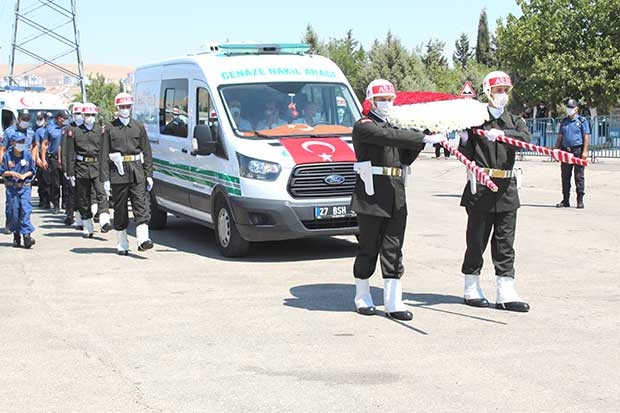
left=219, top=82, right=360, bottom=138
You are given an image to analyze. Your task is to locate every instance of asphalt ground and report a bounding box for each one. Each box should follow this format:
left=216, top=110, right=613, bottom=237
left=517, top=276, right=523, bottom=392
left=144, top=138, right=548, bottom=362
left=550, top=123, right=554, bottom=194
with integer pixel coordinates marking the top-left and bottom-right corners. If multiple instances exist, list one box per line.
left=1, top=153, right=619, bottom=412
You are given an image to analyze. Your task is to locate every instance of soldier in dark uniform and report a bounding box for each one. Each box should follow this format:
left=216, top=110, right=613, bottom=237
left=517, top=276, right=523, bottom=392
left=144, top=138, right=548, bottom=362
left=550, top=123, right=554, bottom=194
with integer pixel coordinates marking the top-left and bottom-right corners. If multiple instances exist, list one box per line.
left=351, top=79, right=446, bottom=321
left=60, top=103, right=83, bottom=226
left=41, top=111, right=66, bottom=214
left=65, top=103, right=111, bottom=238
left=458, top=71, right=531, bottom=313
left=555, top=98, right=590, bottom=209
left=100, top=92, right=154, bottom=254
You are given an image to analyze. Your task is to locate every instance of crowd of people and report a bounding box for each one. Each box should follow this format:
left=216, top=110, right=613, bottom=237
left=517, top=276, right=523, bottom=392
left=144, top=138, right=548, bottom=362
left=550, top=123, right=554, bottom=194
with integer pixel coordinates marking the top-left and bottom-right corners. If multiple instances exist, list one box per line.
left=1, top=92, right=154, bottom=254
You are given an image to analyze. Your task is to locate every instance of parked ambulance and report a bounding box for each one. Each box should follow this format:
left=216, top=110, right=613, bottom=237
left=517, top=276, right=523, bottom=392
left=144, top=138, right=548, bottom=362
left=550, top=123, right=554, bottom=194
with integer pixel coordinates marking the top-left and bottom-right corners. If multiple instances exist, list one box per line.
left=133, top=43, right=362, bottom=257
left=0, top=86, right=68, bottom=131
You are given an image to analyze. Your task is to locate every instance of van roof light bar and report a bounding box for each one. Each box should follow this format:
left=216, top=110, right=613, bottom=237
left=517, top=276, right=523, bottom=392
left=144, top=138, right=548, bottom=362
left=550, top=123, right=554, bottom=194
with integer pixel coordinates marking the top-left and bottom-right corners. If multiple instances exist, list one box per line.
left=215, top=43, right=311, bottom=56
left=0, top=85, right=47, bottom=92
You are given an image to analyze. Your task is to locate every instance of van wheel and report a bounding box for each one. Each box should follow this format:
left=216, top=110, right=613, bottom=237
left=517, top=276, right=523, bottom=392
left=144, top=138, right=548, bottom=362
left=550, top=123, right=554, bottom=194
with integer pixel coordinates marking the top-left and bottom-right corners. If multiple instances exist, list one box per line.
left=149, top=192, right=167, bottom=230
left=214, top=197, right=250, bottom=257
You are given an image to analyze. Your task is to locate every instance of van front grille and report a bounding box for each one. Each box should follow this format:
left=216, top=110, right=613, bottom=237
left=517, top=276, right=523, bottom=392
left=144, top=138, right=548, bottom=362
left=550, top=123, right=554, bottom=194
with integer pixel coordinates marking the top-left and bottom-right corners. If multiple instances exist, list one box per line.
left=288, top=162, right=356, bottom=198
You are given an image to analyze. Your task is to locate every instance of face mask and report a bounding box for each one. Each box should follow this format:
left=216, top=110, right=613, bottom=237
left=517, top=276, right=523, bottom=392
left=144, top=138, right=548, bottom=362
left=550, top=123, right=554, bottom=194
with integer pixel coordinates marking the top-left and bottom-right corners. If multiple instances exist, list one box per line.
left=231, top=107, right=241, bottom=117
left=373, top=101, right=393, bottom=119
left=14, top=143, right=25, bottom=152
left=18, top=121, right=29, bottom=130
left=74, top=114, right=84, bottom=124
left=493, top=93, right=509, bottom=108
left=36, top=120, right=45, bottom=127
left=118, top=108, right=131, bottom=118
left=84, top=116, right=96, bottom=127
left=567, top=107, right=578, bottom=116
left=313, top=112, right=323, bottom=123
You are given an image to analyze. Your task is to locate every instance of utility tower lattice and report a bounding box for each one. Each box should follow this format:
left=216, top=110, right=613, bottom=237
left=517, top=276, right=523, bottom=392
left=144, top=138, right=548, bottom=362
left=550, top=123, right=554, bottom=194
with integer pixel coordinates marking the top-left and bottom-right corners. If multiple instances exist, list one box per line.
left=8, top=0, right=86, bottom=102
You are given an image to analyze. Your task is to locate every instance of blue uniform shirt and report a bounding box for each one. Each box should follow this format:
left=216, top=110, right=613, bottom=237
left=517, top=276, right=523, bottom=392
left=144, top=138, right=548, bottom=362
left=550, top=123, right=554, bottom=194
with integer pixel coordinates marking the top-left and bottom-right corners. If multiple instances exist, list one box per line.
left=44, top=122, right=64, bottom=154
left=2, top=125, right=35, bottom=151
left=35, top=125, right=47, bottom=146
left=1, top=150, right=36, bottom=183
left=560, top=116, right=590, bottom=147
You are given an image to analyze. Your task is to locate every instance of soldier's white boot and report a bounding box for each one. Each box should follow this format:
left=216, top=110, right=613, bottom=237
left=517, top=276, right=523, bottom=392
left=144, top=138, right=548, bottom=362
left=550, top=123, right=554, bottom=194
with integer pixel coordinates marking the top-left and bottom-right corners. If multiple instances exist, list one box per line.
left=82, top=218, right=94, bottom=238
left=495, top=276, right=530, bottom=312
left=136, top=224, right=153, bottom=251
left=99, top=212, right=111, bottom=233
left=383, top=278, right=412, bottom=321
left=354, top=279, right=376, bottom=316
left=116, top=229, right=129, bottom=255
left=463, top=274, right=489, bottom=307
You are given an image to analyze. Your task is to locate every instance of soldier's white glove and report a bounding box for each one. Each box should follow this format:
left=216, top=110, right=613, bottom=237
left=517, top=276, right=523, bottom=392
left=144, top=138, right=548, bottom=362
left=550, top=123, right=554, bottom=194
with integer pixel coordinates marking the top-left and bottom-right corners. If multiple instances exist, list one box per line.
left=423, top=133, right=447, bottom=145
left=485, top=128, right=504, bottom=142
left=146, top=177, right=153, bottom=192
left=68, top=176, right=75, bottom=187
left=459, top=130, right=469, bottom=145
left=103, top=180, right=111, bottom=197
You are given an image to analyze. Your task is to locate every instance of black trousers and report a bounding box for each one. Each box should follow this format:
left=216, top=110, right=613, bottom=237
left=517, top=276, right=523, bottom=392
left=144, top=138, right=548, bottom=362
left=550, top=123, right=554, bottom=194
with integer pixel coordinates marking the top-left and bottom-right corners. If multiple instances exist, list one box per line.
left=111, top=182, right=150, bottom=230
left=354, top=208, right=407, bottom=280
left=76, top=177, right=108, bottom=219
left=36, top=167, right=49, bottom=206
left=62, top=176, right=76, bottom=214
left=461, top=208, right=517, bottom=278
left=41, top=155, right=61, bottom=208
left=560, top=146, right=585, bottom=200
left=434, top=143, right=450, bottom=158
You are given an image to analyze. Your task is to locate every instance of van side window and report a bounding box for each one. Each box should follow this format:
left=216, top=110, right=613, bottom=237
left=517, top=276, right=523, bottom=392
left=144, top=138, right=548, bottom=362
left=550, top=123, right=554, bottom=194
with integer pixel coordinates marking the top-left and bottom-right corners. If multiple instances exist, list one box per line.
left=196, top=87, right=216, bottom=127
left=160, top=79, right=189, bottom=138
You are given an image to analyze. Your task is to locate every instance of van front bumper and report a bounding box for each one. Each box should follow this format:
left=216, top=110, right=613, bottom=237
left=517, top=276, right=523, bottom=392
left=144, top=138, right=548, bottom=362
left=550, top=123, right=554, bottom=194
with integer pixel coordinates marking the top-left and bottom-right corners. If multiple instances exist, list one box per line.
left=228, top=196, right=358, bottom=242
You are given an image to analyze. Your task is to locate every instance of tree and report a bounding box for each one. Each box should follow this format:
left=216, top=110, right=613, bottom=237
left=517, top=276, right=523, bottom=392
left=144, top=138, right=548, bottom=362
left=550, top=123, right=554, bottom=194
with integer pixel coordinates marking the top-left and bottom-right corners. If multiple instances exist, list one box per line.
left=301, top=24, right=324, bottom=55
left=360, top=32, right=434, bottom=96
left=423, top=39, right=448, bottom=68
left=74, top=73, right=122, bottom=123
left=476, top=8, right=493, bottom=66
left=453, top=33, right=473, bottom=69
left=323, top=30, right=367, bottom=100
left=498, top=0, right=620, bottom=113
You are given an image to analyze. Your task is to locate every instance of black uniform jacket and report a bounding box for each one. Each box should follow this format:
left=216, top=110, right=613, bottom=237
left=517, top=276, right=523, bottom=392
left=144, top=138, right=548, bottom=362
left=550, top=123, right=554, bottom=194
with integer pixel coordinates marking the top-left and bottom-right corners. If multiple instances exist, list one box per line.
left=99, top=119, right=153, bottom=185
left=459, top=109, right=531, bottom=212
left=350, top=112, right=426, bottom=218
left=65, top=124, right=104, bottom=179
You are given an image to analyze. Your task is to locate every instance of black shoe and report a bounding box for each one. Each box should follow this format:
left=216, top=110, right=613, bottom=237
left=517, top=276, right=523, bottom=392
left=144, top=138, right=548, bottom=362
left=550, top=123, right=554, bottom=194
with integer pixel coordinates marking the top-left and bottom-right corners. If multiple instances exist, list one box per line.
left=356, top=306, right=376, bottom=316
left=138, top=239, right=154, bottom=251
left=75, top=225, right=83, bottom=231
left=64, top=215, right=75, bottom=225
left=52, top=206, right=60, bottom=214
left=13, top=233, right=21, bottom=248
left=117, top=249, right=129, bottom=256
left=464, top=298, right=490, bottom=307
left=577, top=200, right=584, bottom=209
left=555, top=201, right=570, bottom=208
left=386, top=310, right=413, bottom=321
left=23, top=235, right=35, bottom=249
left=93, top=216, right=100, bottom=223
left=2, top=227, right=11, bottom=234
left=82, top=233, right=94, bottom=239
left=495, top=301, right=530, bottom=312
left=101, top=223, right=112, bottom=233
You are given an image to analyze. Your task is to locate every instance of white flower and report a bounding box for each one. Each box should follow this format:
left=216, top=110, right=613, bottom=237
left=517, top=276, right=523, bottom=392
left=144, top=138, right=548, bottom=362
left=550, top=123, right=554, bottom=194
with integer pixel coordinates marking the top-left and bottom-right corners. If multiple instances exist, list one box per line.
left=387, top=99, right=490, bottom=132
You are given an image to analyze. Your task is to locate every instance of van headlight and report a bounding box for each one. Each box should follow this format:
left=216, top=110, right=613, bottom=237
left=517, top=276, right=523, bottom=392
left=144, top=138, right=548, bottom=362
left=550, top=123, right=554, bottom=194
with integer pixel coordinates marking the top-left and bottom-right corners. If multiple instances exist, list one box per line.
left=237, top=153, right=281, bottom=181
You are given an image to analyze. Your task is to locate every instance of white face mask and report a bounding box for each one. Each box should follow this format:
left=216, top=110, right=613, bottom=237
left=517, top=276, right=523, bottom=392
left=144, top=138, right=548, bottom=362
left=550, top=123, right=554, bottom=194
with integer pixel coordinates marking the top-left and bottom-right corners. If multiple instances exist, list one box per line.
left=18, top=121, right=30, bottom=130
left=373, top=100, right=393, bottom=119
left=567, top=107, right=578, bottom=116
left=36, top=120, right=45, bottom=127
left=84, top=116, right=96, bottom=127
left=118, top=108, right=131, bottom=118
left=14, top=143, right=26, bottom=152
left=493, top=93, right=509, bottom=108
left=74, top=114, right=84, bottom=124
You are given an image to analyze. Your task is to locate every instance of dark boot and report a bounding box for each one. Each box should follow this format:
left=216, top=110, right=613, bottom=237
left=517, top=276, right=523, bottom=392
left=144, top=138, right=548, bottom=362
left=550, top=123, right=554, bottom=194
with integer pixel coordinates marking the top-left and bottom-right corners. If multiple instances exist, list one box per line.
left=23, top=234, right=35, bottom=249
left=64, top=211, right=75, bottom=225
left=556, top=195, right=570, bottom=208
left=577, top=194, right=584, bottom=209
left=13, top=233, right=21, bottom=248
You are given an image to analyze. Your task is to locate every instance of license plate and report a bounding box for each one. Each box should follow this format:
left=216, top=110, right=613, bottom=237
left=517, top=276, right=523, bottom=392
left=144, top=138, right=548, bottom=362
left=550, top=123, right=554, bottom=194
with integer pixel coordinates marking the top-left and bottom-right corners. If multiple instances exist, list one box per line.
left=314, top=205, right=355, bottom=219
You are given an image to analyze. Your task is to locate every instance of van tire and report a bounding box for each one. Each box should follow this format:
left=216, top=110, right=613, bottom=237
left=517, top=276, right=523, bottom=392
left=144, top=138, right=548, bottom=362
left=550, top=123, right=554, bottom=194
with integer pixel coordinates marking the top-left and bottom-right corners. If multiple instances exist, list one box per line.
left=214, top=197, right=250, bottom=257
left=149, top=192, right=168, bottom=230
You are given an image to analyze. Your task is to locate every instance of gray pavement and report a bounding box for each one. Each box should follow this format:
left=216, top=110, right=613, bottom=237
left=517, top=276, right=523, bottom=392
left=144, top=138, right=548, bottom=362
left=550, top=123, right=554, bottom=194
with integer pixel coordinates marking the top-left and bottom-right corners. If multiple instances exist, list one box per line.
left=1, top=154, right=619, bottom=412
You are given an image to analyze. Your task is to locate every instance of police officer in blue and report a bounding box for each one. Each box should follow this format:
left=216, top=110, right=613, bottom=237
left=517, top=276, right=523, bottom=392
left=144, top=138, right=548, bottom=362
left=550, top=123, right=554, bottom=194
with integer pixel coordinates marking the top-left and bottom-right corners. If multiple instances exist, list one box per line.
left=555, top=98, right=590, bottom=209
left=40, top=111, right=67, bottom=214
left=1, top=111, right=37, bottom=234
left=1, top=134, right=36, bottom=248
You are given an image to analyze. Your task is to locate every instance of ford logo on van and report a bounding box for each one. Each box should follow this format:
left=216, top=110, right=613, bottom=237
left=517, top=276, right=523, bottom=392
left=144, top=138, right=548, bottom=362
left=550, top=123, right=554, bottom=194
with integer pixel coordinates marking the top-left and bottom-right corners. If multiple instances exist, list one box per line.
left=324, top=174, right=346, bottom=185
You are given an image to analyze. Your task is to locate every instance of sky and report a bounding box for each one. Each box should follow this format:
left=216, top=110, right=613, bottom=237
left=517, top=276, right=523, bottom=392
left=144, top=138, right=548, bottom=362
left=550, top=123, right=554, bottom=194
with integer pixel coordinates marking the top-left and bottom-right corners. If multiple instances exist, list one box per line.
left=0, top=0, right=522, bottom=70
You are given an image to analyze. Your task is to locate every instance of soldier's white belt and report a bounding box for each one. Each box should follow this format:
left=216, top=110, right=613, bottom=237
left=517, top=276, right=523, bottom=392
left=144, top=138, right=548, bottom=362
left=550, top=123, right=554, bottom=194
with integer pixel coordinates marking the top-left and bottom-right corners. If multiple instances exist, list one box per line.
left=75, top=154, right=97, bottom=163
left=480, top=168, right=514, bottom=178
left=371, top=166, right=403, bottom=177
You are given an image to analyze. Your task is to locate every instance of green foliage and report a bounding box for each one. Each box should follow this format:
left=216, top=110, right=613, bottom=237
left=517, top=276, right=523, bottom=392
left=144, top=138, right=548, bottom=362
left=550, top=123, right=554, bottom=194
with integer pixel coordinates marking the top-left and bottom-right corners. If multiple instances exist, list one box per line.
left=322, top=30, right=367, bottom=100
left=73, top=73, right=122, bottom=124
left=423, top=39, right=448, bottom=68
left=453, top=33, right=473, bottom=69
left=499, top=0, right=620, bottom=112
left=476, top=9, right=494, bottom=66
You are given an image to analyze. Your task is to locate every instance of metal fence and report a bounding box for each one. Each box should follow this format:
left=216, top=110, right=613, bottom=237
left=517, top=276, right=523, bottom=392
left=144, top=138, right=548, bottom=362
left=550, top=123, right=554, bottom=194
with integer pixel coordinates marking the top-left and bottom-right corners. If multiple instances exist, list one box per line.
left=524, top=116, right=620, bottom=160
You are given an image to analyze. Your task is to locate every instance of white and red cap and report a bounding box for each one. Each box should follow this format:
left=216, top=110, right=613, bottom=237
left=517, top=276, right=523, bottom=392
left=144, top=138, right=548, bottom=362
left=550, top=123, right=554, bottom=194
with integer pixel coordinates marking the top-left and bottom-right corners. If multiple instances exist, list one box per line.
left=366, top=79, right=396, bottom=100
left=81, top=102, right=99, bottom=114
left=72, top=102, right=84, bottom=114
left=482, top=71, right=512, bottom=95
left=114, top=92, right=134, bottom=106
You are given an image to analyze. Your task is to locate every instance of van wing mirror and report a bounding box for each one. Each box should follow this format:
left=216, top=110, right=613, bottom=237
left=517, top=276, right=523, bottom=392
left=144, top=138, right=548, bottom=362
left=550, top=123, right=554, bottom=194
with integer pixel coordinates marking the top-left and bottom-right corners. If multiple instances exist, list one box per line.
left=192, top=124, right=217, bottom=156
